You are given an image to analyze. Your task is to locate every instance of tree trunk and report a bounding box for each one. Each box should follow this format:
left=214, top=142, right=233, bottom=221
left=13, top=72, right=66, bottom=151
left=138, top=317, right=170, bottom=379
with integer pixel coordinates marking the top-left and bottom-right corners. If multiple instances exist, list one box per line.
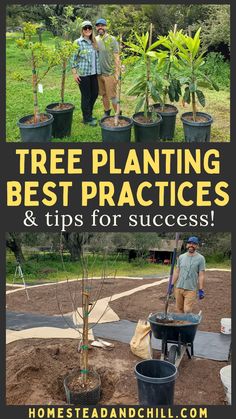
left=32, top=51, right=40, bottom=123
left=81, top=287, right=89, bottom=385
left=146, top=23, right=153, bottom=114
left=6, top=233, right=25, bottom=263
left=62, top=233, right=84, bottom=261
left=61, top=59, right=67, bottom=104
left=192, top=91, right=197, bottom=122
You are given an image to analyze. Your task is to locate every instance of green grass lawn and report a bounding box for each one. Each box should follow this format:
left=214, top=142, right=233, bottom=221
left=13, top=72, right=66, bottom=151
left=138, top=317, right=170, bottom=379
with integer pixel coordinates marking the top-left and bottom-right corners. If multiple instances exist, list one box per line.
left=6, top=251, right=231, bottom=284
left=6, top=253, right=171, bottom=284
left=6, top=31, right=230, bottom=143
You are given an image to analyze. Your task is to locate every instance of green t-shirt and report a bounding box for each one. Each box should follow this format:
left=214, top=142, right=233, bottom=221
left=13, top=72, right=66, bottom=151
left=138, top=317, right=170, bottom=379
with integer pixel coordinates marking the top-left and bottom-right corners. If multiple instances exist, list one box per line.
left=96, top=33, right=119, bottom=75
left=176, top=252, right=206, bottom=291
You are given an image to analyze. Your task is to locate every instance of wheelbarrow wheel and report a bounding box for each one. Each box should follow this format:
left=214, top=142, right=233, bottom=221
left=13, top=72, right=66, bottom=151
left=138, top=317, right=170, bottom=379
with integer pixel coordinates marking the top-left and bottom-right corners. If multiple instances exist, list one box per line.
left=168, top=345, right=179, bottom=364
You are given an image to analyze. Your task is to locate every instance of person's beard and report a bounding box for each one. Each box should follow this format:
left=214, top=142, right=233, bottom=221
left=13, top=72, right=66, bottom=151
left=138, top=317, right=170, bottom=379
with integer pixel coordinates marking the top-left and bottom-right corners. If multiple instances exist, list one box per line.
left=188, top=246, right=195, bottom=253
left=98, top=28, right=105, bottom=36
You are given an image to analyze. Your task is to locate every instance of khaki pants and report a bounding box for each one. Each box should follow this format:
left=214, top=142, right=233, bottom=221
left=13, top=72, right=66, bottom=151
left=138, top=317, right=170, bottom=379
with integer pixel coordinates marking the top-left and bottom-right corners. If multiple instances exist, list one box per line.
left=175, top=288, right=196, bottom=313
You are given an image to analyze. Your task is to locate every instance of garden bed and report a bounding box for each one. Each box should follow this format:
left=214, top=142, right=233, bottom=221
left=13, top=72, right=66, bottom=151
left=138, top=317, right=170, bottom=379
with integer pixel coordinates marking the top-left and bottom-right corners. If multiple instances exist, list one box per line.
left=6, top=271, right=231, bottom=333
left=6, top=338, right=227, bottom=405
left=110, top=270, right=231, bottom=333
left=6, top=277, right=163, bottom=316
left=6, top=270, right=230, bottom=405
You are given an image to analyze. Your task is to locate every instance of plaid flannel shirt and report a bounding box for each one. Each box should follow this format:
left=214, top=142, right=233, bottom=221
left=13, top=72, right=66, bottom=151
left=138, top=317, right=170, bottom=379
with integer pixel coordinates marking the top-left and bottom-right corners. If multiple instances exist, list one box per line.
left=71, top=36, right=101, bottom=76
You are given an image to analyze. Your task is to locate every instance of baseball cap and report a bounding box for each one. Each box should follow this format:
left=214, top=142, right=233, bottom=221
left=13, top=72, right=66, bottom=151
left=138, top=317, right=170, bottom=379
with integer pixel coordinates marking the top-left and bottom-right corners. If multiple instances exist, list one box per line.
left=187, top=236, right=199, bottom=244
left=95, top=18, right=107, bottom=26
left=81, top=20, right=93, bottom=29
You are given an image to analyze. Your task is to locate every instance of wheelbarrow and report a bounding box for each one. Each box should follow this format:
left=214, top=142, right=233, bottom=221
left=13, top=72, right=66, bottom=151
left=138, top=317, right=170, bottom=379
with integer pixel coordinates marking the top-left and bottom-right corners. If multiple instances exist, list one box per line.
left=148, top=311, right=202, bottom=367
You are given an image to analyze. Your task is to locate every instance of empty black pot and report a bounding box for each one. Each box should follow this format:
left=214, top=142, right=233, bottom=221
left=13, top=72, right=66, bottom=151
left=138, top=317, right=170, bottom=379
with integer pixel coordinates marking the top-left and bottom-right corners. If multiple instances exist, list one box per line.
left=46, top=102, right=75, bottom=138
left=132, top=112, right=162, bottom=142
left=135, top=359, right=178, bottom=406
left=100, top=115, right=133, bottom=143
left=181, top=112, right=213, bottom=142
left=154, top=104, right=178, bottom=140
left=17, top=113, right=54, bottom=142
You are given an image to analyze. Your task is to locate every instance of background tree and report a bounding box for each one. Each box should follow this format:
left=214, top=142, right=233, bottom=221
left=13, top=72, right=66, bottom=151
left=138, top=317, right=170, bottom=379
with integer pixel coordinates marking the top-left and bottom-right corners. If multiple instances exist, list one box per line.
left=6, top=233, right=25, bottom=263
left=62, top=233, right=93, bottom=261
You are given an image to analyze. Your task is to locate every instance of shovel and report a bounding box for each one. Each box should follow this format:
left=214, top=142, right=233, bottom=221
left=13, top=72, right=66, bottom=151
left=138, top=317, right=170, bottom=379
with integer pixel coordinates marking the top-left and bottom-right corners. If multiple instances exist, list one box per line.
left=164, top=233, right=180, bottom=318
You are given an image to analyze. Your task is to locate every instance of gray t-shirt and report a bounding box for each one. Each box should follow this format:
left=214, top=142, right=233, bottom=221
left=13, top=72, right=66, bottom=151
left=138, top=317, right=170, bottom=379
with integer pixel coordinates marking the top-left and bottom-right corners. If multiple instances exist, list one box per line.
left=176, top=252, right=206, bottom=291
left=96, top=34, right=119, bottom=75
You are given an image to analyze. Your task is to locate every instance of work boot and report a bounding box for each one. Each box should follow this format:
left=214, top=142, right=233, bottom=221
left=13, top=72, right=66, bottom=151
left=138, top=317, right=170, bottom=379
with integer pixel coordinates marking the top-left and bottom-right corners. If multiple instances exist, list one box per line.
left=103, top=109, right=111, bottom=118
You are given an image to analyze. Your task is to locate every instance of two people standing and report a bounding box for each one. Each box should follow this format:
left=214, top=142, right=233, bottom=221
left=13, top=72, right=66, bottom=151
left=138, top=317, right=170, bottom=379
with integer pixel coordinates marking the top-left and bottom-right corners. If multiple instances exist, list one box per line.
left=71, top=18, right=119, bottom=126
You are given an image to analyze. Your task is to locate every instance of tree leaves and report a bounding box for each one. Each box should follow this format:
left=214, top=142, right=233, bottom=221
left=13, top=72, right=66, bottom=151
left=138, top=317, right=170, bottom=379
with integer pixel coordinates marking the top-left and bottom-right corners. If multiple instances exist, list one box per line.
left=135, top=94, right=146, bottom=113
left=183, top=86, right=191, bottom=104
left=196, top=89, right=206, bottom=107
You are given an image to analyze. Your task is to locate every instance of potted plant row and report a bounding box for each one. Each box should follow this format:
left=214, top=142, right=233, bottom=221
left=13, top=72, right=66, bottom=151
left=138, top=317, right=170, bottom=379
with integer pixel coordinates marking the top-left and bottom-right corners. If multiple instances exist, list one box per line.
left=117, top=25, right=219, bottom=143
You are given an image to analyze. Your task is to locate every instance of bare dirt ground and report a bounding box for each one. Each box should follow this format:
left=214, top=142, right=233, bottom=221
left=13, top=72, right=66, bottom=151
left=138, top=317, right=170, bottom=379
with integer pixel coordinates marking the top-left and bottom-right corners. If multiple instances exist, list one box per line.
left=6, top=271, right=231, bottom=333
left=6, top=270, right=231, bottom=405
left=6, top=338, right=227, bottom=406
left=6, top=277, right=162, bottom=316
left=110, top=271, right=231, bottom=333
left=6, top=286, right=22, bottom=291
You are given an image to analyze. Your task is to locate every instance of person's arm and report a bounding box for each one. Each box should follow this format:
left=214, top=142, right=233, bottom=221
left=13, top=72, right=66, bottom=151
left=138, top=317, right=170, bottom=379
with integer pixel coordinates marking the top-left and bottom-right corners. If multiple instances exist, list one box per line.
left=198, top=270, right=205, bottom=290
left=71, top=41, right=81, bottom=84
left=72, top=67, right=81, bottom=84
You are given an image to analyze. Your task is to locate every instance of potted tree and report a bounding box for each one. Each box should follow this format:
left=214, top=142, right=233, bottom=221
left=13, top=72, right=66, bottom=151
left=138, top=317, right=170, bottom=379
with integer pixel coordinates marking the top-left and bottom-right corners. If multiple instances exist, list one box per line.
left=176, top=28, right=219, bottom=142
left=45, top=40, right=77, bottom=138
left=125, top=25, right=163, bottom=142
left=99, top=34, right=133, bottom=143
left=45, top=8, right=78, bottom=139
left=16, top=22, right=56, bottom=142
left=61, top=235, right=116, bottom=405
left=152, top=27, right=182, bottom=140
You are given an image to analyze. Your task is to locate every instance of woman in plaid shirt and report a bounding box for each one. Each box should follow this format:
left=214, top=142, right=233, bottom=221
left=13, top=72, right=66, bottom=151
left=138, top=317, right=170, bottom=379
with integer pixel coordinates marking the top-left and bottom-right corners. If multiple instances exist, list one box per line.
left=71, top=20, right=101, bottom=126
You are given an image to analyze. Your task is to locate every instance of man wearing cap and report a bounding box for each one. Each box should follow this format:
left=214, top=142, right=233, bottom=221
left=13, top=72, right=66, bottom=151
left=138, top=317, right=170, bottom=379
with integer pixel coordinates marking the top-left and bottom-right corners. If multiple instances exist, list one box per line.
left=171, top=236, right=206, bottom=313
left=95, top=18, right=120, bottom=117
left=71, top=20, right=101, bottom=126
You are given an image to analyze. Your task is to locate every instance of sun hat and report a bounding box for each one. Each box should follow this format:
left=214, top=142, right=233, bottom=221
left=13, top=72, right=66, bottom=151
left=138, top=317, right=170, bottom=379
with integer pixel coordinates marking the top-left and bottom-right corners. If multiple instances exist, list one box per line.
left=81, top=20, right=93, bottom=29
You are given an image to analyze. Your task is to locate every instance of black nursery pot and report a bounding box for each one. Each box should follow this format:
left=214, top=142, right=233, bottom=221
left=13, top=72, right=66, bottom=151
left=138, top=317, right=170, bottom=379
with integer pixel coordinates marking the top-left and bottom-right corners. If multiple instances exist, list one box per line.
left=46, top=102, right=75, bottom=138
left=132, top=112, right=162, bottom=143
left=64, top=369, right=101, bottom=405
left=135, top=359, right=178, bottom=406
left=17, top=113, right=54, bottom=142
left=99, top=115, right=133, bottom=143
left=153, top=104, right=178, bottom=140
left=181, top=112, right=213, bottom=142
